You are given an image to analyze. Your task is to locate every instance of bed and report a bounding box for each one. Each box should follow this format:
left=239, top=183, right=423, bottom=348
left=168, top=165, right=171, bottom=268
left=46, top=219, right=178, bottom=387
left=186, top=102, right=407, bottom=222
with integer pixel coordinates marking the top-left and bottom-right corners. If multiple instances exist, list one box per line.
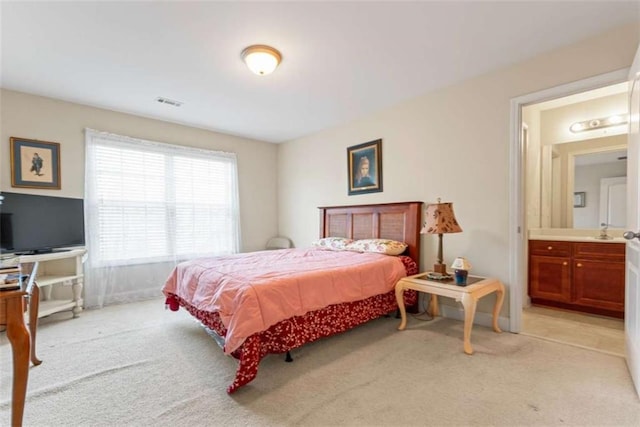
left=163, top=201, right=422, bottom=393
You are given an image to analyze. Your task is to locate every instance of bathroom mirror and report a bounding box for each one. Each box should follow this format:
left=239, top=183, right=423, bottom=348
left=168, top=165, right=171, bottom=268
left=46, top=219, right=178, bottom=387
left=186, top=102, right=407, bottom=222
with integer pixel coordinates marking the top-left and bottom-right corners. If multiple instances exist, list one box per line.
left=543, top=138, right=627, bottom=229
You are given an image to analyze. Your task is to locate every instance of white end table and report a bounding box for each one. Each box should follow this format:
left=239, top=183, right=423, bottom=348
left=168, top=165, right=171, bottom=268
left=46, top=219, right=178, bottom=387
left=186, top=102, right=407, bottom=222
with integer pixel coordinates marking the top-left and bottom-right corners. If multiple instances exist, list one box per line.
left=395, top=273, right=505, bottom=354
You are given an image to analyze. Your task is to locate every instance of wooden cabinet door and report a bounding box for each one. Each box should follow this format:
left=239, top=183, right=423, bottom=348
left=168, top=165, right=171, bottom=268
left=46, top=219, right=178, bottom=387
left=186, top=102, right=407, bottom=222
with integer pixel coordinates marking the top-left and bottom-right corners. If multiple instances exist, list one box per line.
left=529, top=255, right=571, bottom=303
left=573, top=259, right=625, bottom=313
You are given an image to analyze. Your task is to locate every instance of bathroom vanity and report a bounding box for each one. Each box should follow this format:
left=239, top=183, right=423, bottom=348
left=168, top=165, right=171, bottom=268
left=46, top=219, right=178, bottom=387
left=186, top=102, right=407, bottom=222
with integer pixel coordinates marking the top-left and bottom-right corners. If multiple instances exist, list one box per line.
left=528, top=236, right=625, bottom=318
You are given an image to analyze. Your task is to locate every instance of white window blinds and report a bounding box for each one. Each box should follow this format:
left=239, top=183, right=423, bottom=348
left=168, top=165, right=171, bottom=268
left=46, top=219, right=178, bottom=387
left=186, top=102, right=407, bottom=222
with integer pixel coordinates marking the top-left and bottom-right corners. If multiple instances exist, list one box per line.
left=84, top=129, right=240, bottom=266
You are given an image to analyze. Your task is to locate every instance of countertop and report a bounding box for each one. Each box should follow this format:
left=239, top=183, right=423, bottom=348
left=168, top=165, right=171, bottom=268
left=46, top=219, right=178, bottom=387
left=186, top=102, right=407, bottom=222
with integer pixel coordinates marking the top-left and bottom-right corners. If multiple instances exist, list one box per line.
left=528, top=235, right=626, bottom=243
left=528, top=228, right=626, bottom=243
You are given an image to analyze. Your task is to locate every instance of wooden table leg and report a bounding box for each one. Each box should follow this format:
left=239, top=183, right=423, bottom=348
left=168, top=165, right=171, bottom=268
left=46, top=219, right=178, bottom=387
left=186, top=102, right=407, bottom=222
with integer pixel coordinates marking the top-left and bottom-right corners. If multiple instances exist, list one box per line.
left=429, top=294, right=440, bottom=317
left=492, top=283, right=505, bottom=333
left=6, top=296, right=31, bottom=427
left=460, top=293, right=477, bottom=355
left=28, top=285, right=42, bottom=366
left=395, top=283, right=408, bottom=330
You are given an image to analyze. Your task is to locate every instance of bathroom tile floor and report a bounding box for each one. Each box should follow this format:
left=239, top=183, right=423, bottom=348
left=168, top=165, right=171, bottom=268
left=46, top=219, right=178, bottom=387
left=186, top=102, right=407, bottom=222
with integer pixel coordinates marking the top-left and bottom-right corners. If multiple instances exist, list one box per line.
left=521, top=305, right=625, bottom=357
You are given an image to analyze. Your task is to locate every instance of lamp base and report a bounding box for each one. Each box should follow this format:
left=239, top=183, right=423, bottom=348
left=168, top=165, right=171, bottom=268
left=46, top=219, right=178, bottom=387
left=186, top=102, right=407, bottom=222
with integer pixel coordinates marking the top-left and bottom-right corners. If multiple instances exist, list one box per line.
left=433, top=263, right=447, bottom=274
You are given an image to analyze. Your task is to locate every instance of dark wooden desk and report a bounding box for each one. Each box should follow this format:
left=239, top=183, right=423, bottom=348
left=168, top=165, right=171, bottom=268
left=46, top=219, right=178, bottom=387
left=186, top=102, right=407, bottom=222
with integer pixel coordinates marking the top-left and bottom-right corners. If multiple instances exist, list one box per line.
left=1, top=289, right=31, bottom=426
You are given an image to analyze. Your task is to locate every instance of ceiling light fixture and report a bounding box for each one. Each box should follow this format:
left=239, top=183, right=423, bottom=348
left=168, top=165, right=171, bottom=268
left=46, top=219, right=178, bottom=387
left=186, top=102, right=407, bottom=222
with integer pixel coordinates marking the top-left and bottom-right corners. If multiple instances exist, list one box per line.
left=241, top=45, right=282, bottom=76
left=569, top=114, right=629, bottom=133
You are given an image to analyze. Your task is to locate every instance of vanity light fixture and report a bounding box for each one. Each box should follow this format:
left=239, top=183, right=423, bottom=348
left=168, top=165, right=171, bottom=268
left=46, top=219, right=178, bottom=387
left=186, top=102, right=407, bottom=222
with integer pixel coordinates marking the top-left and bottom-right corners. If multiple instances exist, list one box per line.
left=569, top=114, right=629, bottom=133
left=241, top=45, right=282, bottom=76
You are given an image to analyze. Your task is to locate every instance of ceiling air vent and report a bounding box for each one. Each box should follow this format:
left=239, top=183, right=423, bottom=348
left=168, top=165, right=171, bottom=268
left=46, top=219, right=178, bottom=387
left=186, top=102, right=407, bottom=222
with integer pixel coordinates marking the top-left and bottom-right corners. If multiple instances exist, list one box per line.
left=156, top=97, right=183, bottom=107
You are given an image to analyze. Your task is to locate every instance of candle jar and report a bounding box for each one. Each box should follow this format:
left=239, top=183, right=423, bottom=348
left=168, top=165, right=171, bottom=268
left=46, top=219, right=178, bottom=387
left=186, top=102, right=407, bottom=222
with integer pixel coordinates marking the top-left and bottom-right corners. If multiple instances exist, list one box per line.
left=454, top=269, right=468, bottom=286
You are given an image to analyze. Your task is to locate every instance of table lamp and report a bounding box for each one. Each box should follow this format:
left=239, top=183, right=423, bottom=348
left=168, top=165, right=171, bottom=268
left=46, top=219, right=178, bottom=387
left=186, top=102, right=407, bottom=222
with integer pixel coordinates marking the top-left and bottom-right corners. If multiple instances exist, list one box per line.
left=420, top=198, right=462, bottom=274
left=451, top=257, right=472, bottom=286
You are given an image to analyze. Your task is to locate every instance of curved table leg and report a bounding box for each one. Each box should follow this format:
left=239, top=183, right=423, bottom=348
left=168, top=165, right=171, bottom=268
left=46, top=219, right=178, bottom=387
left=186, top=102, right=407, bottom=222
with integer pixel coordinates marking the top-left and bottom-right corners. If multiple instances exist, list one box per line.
left=460, top=294, right=478, bottom=355
left=395, top=283, right=407, bottom=330
left=28, top=284, right=42, bottom=366
left=6, top=295, right=31, bottom=427
left=492, top=283, right=505, bottom=333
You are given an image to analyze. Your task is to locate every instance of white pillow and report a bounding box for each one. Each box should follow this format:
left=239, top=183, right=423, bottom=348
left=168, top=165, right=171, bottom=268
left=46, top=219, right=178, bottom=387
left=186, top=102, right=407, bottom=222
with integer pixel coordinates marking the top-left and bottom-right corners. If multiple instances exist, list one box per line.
left=311, top=237, right=354, bottom=251
left=345, top=239, right=408, bottom=256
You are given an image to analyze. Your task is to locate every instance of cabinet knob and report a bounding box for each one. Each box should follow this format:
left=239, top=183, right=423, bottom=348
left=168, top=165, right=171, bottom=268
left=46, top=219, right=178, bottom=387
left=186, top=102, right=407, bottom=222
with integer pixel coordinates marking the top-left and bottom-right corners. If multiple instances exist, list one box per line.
left=547, top=246, right=553, bottom=250
left=563, top=262, right=568, bottom=266
left=576, top=263, right=582, bottom=267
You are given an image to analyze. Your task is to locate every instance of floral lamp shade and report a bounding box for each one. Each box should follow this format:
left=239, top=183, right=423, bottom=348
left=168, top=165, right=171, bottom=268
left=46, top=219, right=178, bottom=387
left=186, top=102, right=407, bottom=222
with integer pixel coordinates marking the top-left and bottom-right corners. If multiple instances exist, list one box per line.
left=420, top=202, right=462, bottom=235
left=420, top=198, right=462, bottom=274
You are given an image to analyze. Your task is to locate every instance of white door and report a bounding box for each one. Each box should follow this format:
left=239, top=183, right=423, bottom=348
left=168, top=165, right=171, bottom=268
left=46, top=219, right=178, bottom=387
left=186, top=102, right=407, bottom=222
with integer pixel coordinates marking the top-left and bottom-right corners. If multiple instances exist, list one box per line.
left=599, top=176, right=626, bottom=228
left=624, top=45, right=640, bottom=398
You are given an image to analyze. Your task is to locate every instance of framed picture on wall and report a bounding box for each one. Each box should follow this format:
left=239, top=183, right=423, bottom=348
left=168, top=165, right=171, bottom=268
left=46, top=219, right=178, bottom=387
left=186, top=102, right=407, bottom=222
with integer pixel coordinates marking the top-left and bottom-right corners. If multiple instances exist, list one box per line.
left=10, top=137, right=61, bottom=189
left=347, top=139, right=383, bottom=195
left=573, top=191, right=586, bottom=208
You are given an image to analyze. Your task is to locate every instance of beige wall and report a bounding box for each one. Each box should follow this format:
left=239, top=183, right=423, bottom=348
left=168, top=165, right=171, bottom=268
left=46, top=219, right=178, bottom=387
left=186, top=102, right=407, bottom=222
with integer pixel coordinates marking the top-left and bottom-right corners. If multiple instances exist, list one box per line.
left=0, top=89, right=279, bottom=252
left=278, top=23, right=639, bottom=317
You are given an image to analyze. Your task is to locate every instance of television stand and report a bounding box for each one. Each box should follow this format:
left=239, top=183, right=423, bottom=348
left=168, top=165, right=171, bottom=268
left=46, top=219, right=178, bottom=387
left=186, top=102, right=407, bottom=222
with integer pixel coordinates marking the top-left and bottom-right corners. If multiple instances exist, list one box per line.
left=18, top=248, right=86, bottom=319
left=17, top=249, right=51, bottom=255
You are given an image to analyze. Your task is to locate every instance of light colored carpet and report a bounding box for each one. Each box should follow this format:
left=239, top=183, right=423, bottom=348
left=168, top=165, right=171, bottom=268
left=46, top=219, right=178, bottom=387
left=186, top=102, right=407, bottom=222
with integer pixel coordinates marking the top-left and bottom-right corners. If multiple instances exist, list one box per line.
left=1, top=298, right=639, bottom=426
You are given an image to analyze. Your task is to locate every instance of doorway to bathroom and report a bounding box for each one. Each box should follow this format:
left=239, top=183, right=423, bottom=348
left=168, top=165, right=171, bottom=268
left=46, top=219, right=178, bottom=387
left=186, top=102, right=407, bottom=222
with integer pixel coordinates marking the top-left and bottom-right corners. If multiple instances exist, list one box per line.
left=512, top=71, right=629, bottom=355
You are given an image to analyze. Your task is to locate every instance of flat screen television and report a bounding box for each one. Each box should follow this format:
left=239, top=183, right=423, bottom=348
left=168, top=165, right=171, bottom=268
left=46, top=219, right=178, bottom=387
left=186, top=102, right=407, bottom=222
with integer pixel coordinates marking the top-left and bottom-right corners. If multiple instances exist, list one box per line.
left=0, top=192, right=85, bottom=255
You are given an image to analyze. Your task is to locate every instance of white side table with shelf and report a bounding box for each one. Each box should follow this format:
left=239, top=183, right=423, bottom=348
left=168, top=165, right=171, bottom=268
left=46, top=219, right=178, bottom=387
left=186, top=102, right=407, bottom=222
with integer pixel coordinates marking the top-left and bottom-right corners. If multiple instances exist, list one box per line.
left=18, top=248, right=86, bottom=318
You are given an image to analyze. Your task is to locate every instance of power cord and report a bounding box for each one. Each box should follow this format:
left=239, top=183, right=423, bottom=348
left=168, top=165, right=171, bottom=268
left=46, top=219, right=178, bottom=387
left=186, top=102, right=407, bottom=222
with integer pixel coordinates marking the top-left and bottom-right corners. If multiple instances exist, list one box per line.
left=411, top=292, right=434, bottom=321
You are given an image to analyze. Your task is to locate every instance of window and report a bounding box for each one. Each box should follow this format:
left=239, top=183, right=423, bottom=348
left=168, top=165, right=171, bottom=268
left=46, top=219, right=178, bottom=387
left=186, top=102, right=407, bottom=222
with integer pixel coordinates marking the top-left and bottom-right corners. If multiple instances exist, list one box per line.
left=85, top=129, right=240, bottom=266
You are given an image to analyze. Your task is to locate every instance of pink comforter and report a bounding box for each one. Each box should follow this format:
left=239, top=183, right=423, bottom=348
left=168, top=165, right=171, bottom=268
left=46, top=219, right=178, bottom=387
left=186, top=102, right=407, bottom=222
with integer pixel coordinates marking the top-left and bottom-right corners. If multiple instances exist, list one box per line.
left=162, top=247, right=407, bottom=354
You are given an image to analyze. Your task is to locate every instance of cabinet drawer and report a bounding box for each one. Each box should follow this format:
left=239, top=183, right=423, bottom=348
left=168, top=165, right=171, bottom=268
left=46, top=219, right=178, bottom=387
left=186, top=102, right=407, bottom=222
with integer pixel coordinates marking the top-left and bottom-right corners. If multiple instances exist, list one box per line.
left=573, top=242, right=625, bottom=261
left=529, top=240, right=572, bottom=257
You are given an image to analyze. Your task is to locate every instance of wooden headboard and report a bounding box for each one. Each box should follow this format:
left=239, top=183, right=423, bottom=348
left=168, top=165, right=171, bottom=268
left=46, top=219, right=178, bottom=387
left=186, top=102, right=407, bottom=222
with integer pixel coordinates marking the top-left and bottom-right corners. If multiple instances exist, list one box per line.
left=318, top=201, right=422, bottom=268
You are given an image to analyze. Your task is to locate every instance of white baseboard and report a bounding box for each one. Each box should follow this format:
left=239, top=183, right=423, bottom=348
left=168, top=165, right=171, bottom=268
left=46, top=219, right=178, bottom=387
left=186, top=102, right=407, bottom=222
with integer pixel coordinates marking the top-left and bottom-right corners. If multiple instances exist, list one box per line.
left=439, top=304, right=510, bottom=332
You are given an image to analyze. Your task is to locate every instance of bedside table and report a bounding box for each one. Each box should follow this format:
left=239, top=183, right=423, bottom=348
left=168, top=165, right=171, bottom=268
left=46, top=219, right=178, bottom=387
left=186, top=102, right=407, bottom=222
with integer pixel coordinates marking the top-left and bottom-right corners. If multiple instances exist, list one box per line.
left=395, top=272, right=505, bottom=354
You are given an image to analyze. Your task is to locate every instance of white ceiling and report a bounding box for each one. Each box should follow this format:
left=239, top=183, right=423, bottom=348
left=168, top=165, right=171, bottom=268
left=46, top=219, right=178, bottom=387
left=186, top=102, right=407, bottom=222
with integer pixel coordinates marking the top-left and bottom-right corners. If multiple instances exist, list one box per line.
left=1, top=1, right=638, bottom=143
